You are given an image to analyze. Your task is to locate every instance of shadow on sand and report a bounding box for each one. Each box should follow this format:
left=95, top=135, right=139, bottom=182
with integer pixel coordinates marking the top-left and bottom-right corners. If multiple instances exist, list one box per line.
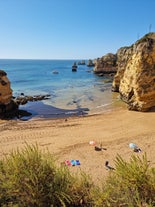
left=18, top=101, right=89, bottom=121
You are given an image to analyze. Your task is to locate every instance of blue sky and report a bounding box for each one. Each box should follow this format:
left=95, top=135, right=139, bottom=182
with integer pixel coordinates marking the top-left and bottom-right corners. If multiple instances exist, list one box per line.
left=0, top=0, right=155, bottom=59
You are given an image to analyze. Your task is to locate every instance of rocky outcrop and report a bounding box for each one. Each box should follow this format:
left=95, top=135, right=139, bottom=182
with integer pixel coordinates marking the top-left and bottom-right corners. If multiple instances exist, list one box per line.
left=13, top=94, right=50, bottom=105
left=78, top=60, right=85, bottom=65
left=111, top=47, right=133, bottom=91
left=0, top=69, right=50, bottom=119
left=112, top=32, right=155, bottom=111
left=93, top=53, right=117, bottom=74
left=87, top=59, right=95, bottom=67
left=0, top=70, right=12, bottom=104
left=72, top=62, right=78, bottom=72
left=0, top=70, right=18, bottom=116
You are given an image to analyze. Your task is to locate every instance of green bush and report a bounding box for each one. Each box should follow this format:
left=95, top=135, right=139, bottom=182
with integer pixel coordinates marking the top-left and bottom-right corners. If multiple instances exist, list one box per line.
left=0, top=144, right=155, bottom=207
left=93, top=153, right=155, bottom=207
left=0, top=144, right=94, bottom=207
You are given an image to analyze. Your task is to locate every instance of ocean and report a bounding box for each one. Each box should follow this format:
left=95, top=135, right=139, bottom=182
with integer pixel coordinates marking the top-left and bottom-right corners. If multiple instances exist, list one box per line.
left=0, top=59, right=122, bottom=119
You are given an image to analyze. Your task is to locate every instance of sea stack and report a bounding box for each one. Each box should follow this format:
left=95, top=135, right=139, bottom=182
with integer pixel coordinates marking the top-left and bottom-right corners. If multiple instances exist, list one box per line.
left=87, top=59, right=95, bottom=67
left=72, top=62, right=77, bottom=72
left=112, top=32, right=155, bottom=111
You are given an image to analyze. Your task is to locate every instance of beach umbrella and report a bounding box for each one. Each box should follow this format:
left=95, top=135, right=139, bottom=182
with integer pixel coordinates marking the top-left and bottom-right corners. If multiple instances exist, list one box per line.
left=129, top=143, right=137, bottom=149
left=89, top=140, right=96, bottom=146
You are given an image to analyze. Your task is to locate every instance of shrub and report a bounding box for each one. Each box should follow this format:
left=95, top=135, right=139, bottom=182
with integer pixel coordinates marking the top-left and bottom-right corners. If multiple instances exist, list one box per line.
left=0, top=144, right=94, bottom=207
left=93, top=153, right=155, bottom=207
left=1, top=144, right=155, bottom=207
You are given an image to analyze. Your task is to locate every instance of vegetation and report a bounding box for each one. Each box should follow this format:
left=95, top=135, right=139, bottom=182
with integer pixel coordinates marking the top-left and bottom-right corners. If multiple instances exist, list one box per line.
left=0, top=144, right=94, bottom=207
left=0, top=144, right=155, bottom=207
left=93, top=154, right=155, bottom=207
left=135, top=32, right=155, bottom=45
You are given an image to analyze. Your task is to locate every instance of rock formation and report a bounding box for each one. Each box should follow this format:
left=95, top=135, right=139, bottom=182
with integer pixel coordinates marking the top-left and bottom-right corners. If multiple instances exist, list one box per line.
left=14, top=94, right=50, bottom=105
left=72, top=62, right=78, bottom=72
left=93, top=53, right=117, bottom=74
left=78, top=60, right=85, bottom=65
left=112, top=32, right=155, bottom=111
left=0, top=69, right=51, bottom=119
left=111, top=47, right=133, bottom=91
left=0, top=70, right=12, bottom=104
left=87, top=59, right=95, bottom=67
left=0, top=70, right=18, bottom=116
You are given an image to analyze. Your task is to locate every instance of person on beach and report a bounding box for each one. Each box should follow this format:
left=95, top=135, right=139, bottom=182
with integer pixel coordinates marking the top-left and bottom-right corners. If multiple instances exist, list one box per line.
left=129, top=143, right=141, bottom=152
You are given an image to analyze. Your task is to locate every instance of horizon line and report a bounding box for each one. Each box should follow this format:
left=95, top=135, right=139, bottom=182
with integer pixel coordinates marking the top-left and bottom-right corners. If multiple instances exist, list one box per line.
left=0, top=58, right=95, bottom=61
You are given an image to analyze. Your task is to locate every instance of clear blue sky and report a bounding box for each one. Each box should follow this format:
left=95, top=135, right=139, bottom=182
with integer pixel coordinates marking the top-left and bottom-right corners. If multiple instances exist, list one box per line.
left=0, top=0, right=155, bottom=59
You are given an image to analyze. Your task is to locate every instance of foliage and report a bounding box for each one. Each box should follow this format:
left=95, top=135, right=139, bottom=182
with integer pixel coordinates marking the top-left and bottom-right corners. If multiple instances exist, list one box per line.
left=0, top=144, right=94, bottom=207
left=93, top=153, right=155, bottom=207
left=135, top=32, right=154, bottom=44
left=0, top=144, right=155, bottom=207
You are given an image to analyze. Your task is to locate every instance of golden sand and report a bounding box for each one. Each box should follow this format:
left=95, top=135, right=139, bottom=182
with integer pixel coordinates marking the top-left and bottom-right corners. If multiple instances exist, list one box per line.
left=0, top=108, right=155, bottom=182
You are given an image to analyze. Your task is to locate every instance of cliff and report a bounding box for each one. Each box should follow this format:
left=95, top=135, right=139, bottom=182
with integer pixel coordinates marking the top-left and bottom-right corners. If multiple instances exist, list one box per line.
left=0, top=70, right=17, bottom=116
left=93, top=53, right=117, bottom=74
left=112, top=32, right=155, bottom=111
left=0, top=70, right=12, bottom=104
left=0, top=69, right=51, bottom=119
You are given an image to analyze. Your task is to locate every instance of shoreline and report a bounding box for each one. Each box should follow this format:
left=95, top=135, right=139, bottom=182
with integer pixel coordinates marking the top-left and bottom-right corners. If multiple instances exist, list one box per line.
left=0, top=108, right=155, bottom=183
left=16, top=91, right=126, bottom=121
left=17, top=87, right=123, bottom=120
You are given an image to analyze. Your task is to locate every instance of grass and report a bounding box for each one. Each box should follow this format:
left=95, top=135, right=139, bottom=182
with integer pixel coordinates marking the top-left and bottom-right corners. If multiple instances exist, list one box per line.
left=0, top=144, right=155, bottom=207
left=0, top=144, right=94, bottom=207
left=93, top=153, right=155, bottom=207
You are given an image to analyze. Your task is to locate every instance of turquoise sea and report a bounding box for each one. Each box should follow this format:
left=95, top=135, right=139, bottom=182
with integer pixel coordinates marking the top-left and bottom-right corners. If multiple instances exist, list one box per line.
left=0, top=59, right=121, bottom=119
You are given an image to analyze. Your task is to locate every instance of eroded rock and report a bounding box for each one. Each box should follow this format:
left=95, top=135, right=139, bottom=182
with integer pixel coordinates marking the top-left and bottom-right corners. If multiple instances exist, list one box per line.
left=112, top=32, right=155, bottom=111
left=93, top=53, right=117, bottom=74
left=0, top=70, right=18, bottom=117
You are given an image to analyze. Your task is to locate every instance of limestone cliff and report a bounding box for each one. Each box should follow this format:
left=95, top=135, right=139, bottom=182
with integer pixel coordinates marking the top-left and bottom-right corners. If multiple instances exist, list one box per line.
left=0, top=70, right=17, bottom=115
left=112, top=32, right=155, bottom=111
left=0, top=70, right=12, bottom=104
left=112, top=46, right=133, bottom=92
left=93, top=53, right=117, bottom=74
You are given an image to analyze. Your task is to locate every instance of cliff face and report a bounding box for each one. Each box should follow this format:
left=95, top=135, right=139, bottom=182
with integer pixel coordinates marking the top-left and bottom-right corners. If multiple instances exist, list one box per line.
left=112, top=33, right=155, bottom=111
left=112, top=46, right=133, bottom=92
left=93, top=53, right=117, bottom=74
left=0, top=70, right=17, bottom=114
left=0, top=70, right=12, bottom=104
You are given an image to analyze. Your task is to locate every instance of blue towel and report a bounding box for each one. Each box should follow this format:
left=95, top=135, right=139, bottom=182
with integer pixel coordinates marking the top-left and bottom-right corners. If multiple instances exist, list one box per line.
left=70, top=160, right=81, bottom=166
left=76, top=160, right=80, bottom=165
left=70, top=160, right=76, bottom=166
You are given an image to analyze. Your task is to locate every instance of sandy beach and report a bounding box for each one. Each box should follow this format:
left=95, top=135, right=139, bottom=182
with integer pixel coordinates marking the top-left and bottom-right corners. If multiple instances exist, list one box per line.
left=0, top=108, right=155, bottom=183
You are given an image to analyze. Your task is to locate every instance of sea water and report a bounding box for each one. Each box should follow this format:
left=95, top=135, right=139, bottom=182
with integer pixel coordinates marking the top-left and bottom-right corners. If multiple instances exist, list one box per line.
left=0, top=59, right=121, bottom=119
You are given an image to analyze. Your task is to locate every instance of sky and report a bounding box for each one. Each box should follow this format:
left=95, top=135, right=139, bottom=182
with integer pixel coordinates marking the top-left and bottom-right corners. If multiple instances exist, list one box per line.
left=0, top=0, right=155, bottom=59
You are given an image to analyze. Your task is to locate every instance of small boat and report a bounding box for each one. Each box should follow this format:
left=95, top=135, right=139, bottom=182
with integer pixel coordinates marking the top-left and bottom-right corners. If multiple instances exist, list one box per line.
left=52, top=70, right=59, bottom=74
left=72, top=62, right=77, bottom=72
left=86, top=69, right=92, bottom=73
